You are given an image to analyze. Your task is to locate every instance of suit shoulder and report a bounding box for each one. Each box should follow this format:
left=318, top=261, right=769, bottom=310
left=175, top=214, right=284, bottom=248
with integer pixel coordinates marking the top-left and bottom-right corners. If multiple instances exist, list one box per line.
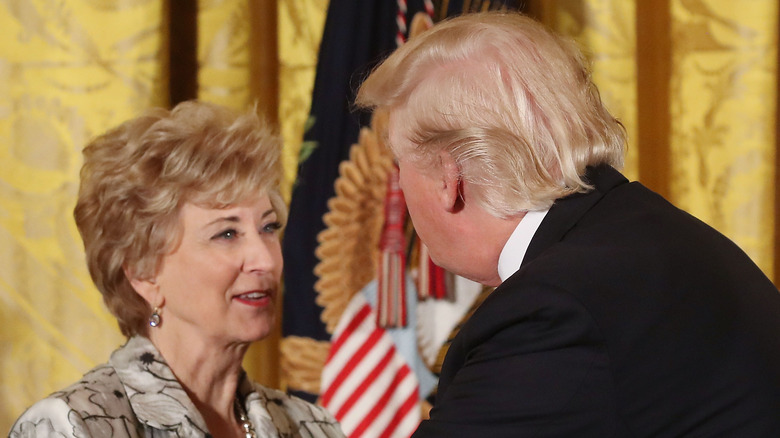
left=459, top=277, right=603, bottom=360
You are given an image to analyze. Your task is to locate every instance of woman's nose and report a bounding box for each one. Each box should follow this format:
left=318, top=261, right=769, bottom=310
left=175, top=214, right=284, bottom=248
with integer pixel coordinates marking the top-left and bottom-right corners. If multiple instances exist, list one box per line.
left=242, top=234, right=281, bottom=273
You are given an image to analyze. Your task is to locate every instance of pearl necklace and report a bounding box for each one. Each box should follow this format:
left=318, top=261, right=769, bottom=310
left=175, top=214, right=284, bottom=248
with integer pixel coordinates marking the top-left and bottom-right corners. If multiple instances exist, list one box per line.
left=234, top=397, right=256, bottom=438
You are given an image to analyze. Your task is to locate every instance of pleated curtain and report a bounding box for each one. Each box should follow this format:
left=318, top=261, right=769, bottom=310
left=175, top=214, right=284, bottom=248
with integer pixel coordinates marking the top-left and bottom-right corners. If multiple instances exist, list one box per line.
left=535, top=0, right=777, bottom=276
left=0, top=0, right=324, bottom=430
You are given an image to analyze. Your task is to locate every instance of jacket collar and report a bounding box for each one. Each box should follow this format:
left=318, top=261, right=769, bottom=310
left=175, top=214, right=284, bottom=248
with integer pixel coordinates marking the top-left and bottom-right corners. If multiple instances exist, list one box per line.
left=109, top=336, right=211, bottom=436
left=521, top=164, right=628, bottom=268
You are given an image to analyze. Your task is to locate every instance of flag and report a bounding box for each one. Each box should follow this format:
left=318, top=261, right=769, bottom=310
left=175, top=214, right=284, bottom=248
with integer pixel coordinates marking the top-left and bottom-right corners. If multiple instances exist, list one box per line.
left=281, top=0, right=438, bottom=402
left=320, top=288, right=421, bottom=438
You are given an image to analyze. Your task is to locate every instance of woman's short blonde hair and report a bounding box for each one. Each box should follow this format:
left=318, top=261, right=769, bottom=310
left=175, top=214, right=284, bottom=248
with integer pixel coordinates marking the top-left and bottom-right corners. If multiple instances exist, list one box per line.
left=74, top=100, right=286, bottom=337
left=357, top=11, right=626, bottom=216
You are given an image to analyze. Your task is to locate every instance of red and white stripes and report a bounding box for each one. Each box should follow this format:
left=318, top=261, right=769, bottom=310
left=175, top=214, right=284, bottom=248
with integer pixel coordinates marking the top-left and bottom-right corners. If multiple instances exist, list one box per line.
left=320, top=293, right=420, bottom=438
left=423, top=0, right=434, bottom=18
left=395, top=0, right=408, bottom=47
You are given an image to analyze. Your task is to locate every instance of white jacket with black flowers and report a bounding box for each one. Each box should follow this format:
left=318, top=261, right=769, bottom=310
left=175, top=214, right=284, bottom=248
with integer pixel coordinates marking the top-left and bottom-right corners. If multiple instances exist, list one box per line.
left=8, top=336, right=344, bottom=438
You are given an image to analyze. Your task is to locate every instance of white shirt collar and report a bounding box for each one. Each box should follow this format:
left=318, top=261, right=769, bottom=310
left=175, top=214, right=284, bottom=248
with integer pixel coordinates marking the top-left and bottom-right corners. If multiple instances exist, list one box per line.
left=497, top=209, right=550, bottom=282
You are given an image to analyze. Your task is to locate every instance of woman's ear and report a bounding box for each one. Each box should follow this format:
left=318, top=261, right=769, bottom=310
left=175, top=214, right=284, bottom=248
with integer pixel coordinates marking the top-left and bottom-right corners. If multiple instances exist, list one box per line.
left=438, top=151, right=463, bottom=213
left=125, top=266, right=162, bottom=307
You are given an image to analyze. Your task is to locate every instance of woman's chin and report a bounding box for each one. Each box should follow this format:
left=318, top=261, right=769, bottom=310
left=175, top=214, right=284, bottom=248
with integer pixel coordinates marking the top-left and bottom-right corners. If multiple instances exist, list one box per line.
left=237, top=318, right=275, bottom=344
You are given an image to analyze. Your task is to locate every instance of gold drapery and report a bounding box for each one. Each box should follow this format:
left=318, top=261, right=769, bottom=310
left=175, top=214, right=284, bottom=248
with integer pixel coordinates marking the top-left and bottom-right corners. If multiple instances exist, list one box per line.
left=0, top=0, right=166, bottom=430
left=278, top=0, right=329, bottom=202
left=537, top=0, right=778, bottom=277
left=1, top=0, right=778, bottom=432
left=667, top=0, right=777, bottom=276
left=0, top=0, right=323, bottom=431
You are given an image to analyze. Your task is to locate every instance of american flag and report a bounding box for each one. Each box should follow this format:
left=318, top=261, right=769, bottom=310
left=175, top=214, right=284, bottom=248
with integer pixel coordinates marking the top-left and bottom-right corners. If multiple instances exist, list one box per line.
left=320, top=292, right=420, bottom=438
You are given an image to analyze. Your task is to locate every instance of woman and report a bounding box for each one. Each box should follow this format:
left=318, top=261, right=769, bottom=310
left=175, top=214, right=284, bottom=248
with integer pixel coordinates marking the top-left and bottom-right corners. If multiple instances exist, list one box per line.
left=9, top=101, right=344, bottom=437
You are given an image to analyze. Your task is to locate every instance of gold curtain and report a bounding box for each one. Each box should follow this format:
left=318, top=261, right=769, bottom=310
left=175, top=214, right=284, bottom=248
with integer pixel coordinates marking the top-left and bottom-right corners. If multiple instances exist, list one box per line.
left=0, top=0, right=166, bottom=430
left=0, top=0, right=325, bottom=431
left=536, top=0, right=778, bottom=279
left=666, top=0, right=777, bottom=277
left=278, top=0, right=329, bottom=202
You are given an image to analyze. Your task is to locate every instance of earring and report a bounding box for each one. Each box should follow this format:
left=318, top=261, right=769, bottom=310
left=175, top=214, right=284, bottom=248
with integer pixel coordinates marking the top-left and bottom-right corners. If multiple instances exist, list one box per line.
left=149, top=307, right=161, bottom=328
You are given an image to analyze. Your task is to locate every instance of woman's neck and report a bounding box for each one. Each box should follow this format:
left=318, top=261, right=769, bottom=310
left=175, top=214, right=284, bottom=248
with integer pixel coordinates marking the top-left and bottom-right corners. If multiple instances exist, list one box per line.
left=147, top=329, right=251, bottom=436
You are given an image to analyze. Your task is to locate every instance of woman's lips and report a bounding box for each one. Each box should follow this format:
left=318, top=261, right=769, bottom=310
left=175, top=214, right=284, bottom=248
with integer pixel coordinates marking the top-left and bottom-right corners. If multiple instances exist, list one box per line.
left=233, top=290, right=272, bottom=307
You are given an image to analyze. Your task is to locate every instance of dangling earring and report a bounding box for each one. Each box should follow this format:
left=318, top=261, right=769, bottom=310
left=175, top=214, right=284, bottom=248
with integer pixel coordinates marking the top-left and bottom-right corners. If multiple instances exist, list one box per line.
left=149, top=307, right=161, bottom=328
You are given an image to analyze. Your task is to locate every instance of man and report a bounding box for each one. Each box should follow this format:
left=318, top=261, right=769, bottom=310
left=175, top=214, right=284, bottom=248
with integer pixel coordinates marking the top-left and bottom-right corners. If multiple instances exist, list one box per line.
left=355, top=11, right=780, bottom=437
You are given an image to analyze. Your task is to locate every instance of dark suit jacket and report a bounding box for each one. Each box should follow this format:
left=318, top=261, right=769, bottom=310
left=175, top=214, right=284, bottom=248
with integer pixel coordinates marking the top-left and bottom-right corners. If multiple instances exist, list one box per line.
left=413, top=165, right=780, bottom=437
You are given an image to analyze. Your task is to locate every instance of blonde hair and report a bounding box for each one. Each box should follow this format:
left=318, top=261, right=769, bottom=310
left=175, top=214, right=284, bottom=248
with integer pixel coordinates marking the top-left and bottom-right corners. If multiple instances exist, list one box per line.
left=74, top=100, right=286, bottom=337
left=357, top=12, right=626, bottom=216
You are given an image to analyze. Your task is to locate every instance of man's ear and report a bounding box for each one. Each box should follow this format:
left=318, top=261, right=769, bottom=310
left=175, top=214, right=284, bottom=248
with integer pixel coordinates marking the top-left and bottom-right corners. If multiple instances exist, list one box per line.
left=125, top=266, right=162, bottom=307
left=438, top=151, right=463, bottom=213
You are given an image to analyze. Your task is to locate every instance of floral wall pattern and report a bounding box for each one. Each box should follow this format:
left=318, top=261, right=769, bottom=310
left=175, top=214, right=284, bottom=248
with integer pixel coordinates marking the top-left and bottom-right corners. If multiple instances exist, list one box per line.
left=668, top=0, right=776, bottom=274
left=0, top=0, right=165, bottom=430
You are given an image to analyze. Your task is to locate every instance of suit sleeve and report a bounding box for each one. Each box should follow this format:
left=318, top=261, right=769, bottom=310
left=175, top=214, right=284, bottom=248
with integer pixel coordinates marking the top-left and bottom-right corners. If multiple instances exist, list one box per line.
left=413, top=283, right=622, bottom=438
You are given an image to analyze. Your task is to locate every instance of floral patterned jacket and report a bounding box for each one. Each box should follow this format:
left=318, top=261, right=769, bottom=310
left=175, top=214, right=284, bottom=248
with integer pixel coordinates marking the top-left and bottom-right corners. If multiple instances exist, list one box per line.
left=8, top=336, right=344, bottom=437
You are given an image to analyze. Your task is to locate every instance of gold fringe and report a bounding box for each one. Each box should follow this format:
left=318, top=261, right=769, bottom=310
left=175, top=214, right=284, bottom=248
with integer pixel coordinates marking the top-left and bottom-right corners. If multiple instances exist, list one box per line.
left=314, top=122, right=396, bottom=333
left=279, top=336, right=331, bottom=394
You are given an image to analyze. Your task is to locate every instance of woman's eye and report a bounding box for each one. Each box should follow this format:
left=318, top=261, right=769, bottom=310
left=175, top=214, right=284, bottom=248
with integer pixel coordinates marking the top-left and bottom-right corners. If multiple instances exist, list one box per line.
left=262, top=221, right=282, bottom=234
left=213, top=229, right=239, bottom=240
